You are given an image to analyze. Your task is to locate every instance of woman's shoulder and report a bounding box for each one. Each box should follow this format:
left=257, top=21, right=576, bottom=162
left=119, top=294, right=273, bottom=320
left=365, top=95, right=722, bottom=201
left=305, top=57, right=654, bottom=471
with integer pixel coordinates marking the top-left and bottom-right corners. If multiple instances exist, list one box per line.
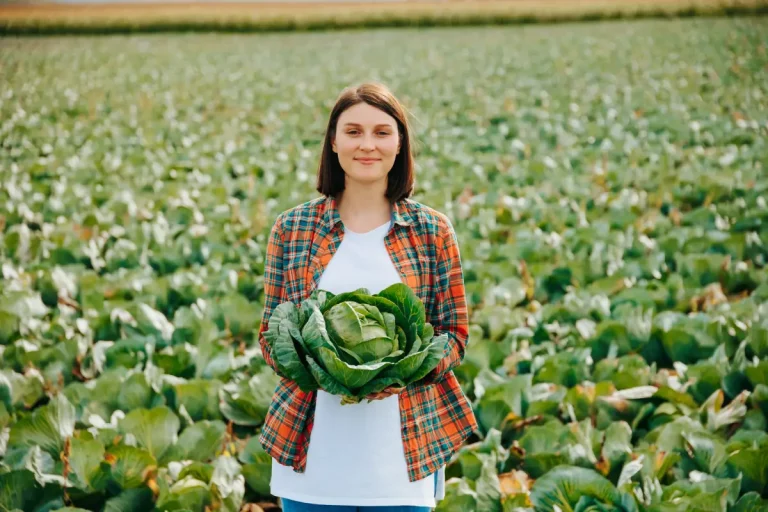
left=274, top=196, right=327, bottom=231
left=402, top=198, right=457, bottom=239
left=274, top=195, right=456, bottom=240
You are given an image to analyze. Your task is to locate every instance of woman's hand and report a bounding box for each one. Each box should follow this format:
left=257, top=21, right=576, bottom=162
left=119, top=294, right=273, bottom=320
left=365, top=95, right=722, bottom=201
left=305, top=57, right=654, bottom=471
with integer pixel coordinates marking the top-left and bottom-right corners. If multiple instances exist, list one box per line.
left=364, top=386, right=406, bottom=402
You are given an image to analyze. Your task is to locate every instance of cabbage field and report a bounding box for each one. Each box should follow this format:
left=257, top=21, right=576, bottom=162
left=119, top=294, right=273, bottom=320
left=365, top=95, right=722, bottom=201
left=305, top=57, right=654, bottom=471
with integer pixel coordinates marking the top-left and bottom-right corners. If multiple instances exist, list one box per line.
left=1, top=15, right=768, bottom=512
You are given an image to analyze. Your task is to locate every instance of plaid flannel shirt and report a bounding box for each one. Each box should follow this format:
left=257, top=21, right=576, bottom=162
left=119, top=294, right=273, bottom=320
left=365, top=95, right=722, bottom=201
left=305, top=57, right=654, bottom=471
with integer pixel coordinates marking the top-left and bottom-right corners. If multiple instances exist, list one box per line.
left=257, top=194, right=478, bottom=482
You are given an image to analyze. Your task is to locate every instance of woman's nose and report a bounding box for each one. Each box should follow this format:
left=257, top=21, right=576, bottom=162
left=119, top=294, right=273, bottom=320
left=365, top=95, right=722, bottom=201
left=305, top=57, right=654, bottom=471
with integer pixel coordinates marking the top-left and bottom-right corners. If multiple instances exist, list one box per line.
left=360, top=134, right=375, bottom=150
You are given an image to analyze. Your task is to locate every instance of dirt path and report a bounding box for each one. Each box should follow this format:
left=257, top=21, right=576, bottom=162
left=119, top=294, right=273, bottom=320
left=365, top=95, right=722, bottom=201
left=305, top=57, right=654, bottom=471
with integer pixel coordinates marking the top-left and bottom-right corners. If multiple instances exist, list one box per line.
left=0, top=0, right=738, bottom=21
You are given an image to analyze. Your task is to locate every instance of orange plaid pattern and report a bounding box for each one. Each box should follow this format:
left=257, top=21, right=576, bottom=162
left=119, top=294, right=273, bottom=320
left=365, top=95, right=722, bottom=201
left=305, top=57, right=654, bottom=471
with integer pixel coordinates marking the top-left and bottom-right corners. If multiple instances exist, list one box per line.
left=257, top=195, right=478, bottom=482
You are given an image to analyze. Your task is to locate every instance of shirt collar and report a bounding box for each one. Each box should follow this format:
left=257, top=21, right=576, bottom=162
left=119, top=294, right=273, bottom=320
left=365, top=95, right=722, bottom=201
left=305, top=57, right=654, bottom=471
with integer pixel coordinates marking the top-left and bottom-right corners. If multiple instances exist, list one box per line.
left=324, top=194, right=415, bottom=232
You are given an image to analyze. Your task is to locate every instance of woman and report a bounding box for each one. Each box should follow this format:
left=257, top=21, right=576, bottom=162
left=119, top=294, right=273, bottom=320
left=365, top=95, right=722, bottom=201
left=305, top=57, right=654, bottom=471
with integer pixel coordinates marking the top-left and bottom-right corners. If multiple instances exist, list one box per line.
left=257, top=82, right=478, bottom=511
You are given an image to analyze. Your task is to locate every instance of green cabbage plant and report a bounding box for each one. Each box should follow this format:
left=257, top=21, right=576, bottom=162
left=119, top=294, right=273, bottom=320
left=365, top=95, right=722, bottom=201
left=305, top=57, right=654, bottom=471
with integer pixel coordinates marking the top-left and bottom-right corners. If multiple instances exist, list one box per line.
left=263, top=283, right=447, bottom=404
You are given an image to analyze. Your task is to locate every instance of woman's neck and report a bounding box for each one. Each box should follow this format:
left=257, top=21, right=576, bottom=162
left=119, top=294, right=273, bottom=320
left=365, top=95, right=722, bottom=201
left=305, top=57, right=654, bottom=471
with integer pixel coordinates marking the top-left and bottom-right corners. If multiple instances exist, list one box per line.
left=337, top=184, right=391, bottom=229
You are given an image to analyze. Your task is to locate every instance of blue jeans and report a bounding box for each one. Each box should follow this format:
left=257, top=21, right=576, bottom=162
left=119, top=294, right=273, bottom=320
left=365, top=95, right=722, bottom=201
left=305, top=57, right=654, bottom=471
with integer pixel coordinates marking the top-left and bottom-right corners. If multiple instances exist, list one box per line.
left=280, top=502, right=431, bottom=512
left=281, top=472, right=437, bottom=512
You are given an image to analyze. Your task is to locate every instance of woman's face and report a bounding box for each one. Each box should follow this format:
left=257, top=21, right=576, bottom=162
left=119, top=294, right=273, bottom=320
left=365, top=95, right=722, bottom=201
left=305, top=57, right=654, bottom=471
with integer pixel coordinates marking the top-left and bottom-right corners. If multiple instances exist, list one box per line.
left=331, top=102, right=401, bottom=188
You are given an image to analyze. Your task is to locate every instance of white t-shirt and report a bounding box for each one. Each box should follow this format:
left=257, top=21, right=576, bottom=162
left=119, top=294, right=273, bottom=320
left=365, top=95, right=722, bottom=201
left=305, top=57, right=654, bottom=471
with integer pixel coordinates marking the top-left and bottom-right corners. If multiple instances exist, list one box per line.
left=270, top=219, right=445, bottom=507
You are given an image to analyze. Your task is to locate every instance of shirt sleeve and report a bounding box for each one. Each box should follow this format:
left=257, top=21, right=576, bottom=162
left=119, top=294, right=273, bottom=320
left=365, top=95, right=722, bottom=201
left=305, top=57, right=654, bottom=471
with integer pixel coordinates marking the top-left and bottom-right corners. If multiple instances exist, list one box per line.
left=257, top=213, right=287, bottom=377
left=424, top=215, right=469, bottom=383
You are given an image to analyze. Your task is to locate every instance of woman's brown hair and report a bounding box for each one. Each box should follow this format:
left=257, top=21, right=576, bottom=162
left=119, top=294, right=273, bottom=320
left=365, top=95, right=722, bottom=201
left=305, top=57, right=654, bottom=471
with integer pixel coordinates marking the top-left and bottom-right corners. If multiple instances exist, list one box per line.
left=315, top=82, right=415, bottom=203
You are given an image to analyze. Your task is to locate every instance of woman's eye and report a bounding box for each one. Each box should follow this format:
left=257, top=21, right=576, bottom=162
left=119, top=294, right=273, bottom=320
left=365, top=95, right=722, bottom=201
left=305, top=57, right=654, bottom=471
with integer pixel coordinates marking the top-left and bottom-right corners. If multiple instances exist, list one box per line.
left=346, top=130, right=390, bottom=136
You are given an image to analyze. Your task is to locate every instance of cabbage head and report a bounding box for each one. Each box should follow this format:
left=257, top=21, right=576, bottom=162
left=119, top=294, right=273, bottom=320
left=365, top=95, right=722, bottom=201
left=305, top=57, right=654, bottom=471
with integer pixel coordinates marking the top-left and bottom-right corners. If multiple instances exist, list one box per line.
left=263, top=283, right=447, bottom=404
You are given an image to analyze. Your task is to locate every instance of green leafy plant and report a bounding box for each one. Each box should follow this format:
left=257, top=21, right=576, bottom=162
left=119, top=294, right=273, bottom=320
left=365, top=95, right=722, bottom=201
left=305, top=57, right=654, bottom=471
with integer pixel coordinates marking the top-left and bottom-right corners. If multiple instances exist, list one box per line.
left=263, top=283, right=447, bottom=404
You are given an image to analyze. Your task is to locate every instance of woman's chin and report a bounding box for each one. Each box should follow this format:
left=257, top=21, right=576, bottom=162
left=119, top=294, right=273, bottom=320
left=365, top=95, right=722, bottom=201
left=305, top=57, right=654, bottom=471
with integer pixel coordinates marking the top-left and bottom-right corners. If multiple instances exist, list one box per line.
left=346, top=171, right=387, bottom=183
